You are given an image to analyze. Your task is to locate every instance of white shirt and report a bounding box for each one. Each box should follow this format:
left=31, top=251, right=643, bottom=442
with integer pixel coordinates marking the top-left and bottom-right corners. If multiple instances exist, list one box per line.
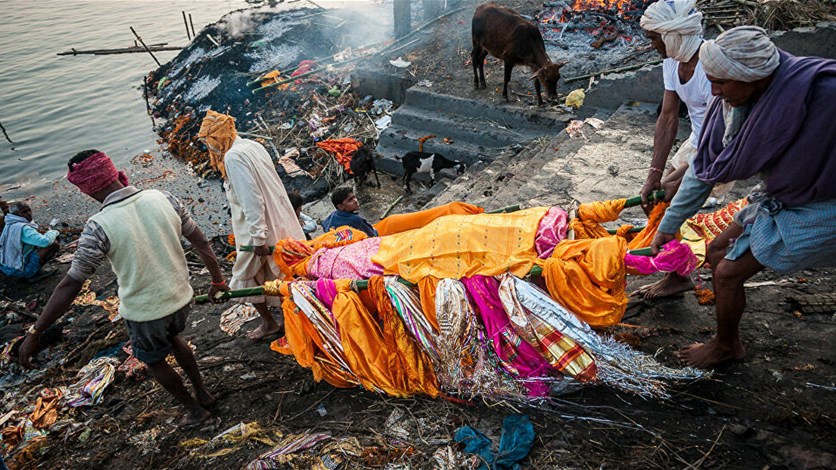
left=224, top=137, right=304, bottom=247
left=663, top=58, right=712, bottom=148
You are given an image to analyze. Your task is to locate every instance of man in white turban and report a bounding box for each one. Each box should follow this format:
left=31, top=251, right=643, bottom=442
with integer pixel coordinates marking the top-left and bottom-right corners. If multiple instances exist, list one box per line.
left=636, top=0, right=729, bottom=299
left=652, top=26, right=836, bottom=368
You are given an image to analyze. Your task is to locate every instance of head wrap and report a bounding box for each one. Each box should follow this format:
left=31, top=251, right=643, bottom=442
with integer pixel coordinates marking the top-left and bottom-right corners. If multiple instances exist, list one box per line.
left=640, top=0, right=703, bottom=62
left=197, top=110, right=237, bottom=179
left=700, top=26, right=780, bottom=82
left=66, top=151, right=129, bottom=196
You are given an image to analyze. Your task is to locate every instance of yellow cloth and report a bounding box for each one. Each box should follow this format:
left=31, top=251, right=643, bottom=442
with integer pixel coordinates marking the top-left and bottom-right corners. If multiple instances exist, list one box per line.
left=543, top=237, right=628, bottom=327
left=626, top=202, right=668, bottom=250
left=372, top=208, right=549, bottom=284
left=569, top=199, right=626, bottom=239
left=197, top=110, right=237, bottom=179
left=374, top=202, right=484, bottom=236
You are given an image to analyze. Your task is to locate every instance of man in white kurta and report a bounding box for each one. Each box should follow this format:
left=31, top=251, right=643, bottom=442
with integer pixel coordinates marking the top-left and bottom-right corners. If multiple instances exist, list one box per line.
left=199, top=111, right=303, bottom=339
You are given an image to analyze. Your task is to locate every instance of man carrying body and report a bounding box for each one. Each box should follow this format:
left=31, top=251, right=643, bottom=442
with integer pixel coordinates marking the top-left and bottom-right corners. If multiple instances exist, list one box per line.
left=636, top=0, right=733, bottom=299
left=651, top=26, right=836, bottom=368
left=0, top=202, right=60, bottom=279
left=198, top=111, right=304, bottom=340
left=18, top=150, right=229, bottom=427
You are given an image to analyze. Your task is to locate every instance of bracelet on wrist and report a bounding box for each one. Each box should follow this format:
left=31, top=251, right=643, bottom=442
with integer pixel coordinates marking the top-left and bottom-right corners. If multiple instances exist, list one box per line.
left=648, top=167, right=664, bottom=174
left=27, top=325, right=42, bottom=335
left=211, top=280, right=227, bottom=287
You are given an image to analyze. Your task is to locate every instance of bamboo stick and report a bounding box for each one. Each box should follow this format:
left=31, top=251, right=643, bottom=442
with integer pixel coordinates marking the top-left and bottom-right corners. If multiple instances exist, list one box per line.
left=182, top=11, right=192, bottom=41
left=564, top=59, right=663, bottom=83
left=130, top=26, right=161, bottom=66
left=57, top=45, right=182, bottom=56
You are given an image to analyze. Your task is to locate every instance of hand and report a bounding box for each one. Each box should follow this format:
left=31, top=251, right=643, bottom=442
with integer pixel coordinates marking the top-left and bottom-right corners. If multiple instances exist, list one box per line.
left=208, top=281, right=231, bottom=304
left=661, top=175, right=683, bottom=202
left=18, top=333, right=41, bottom=369
left=252, top=245, right=271, bottom=257
left=640, top=172, right=663, bottom=215
left=650, top=231, right=676, bottom=255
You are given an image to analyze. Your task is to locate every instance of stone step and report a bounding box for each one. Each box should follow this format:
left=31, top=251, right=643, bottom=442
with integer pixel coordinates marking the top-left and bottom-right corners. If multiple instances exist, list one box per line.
left=376, top=125, right=508, bottom=176
left=403, top=87, right=571, bottom=131
left=390, top=106, right=546, bottom=148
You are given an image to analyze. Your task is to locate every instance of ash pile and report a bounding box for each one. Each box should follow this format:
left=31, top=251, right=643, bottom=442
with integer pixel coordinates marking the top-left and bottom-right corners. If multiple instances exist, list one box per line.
left=147, top=4, right=396, bottom=200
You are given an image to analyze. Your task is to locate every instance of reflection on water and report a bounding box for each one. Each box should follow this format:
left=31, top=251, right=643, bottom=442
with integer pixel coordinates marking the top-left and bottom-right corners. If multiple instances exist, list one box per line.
left=0, top=0, right=249, bottom=198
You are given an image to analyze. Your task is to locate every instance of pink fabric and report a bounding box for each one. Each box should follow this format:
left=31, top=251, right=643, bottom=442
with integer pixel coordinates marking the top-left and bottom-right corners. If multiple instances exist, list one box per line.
left=535, top=207, right=569, bottom=259
left=66, top=151, right=129, bottom=195
left=307, top=237, right=384, bottom=280
left=315, top=278, right=338, bottom=309
left=625, top=240, right=698, bottom=276
left=462, top=275, right=554, bottom=397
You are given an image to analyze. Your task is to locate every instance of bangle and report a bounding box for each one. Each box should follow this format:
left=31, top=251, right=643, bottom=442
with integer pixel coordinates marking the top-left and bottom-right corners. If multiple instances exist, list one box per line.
left=211, top=280, right=227, bottom=287
left=27, top=325, right=41, bottom=335
left=648, top=167, right=664, bottom=174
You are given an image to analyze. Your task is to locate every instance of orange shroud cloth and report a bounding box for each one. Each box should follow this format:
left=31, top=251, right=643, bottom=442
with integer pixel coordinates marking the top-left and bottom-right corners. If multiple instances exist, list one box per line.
left=417, top=277, right=441, bottom=332
left=569, top=199, right=627, bottom=239
left=542, top=237, right=628, bottom=327
left=332, top=281, right=440, bottom=397
left=626, top=202, right=669, bottom=250
left=270, top=282, right=355, bottom=388
left=374, top=202, right=484, bottom=236
left=315, top=138, right=362, bottom=174
left=369, top=277, right=440, bottom=397
left=373, top=208, right=549, bottom=284
left=273, top=227, right=369, bottom=278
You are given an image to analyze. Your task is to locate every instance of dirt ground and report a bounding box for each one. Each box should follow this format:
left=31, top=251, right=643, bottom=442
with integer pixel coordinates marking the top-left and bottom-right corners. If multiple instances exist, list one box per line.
left=2, top=1, right=835, bottom=469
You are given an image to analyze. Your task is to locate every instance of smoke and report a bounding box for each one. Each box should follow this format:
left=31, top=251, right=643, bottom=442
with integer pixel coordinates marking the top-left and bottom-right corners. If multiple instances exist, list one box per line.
left=216, top=9, right=260, bottom=39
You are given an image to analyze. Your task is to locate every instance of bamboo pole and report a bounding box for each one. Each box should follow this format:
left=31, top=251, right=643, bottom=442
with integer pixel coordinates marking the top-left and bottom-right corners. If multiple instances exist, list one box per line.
left=189, top=13, right=196, bottom=38
left=57, top=45, right=182, bottom=56
left=182, top=11, right=191, bottom=41
left=564, top=59, right=663, bottom=83
left=130, top=26, right=161, bottom=66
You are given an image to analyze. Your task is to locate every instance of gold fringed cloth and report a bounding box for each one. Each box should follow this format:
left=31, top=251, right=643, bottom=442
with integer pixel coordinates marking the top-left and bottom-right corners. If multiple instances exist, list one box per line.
left=372, top=208, right=549, bottom=284
left=374, top=201, right=484, bottom=236
left=542, top=237, right=628, bottom=327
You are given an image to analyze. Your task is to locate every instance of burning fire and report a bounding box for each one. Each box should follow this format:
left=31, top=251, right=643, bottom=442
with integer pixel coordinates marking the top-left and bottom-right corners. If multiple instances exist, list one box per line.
left=540, top=0, right=641, bottom=24
left=572, top=0, right=632, bottom=13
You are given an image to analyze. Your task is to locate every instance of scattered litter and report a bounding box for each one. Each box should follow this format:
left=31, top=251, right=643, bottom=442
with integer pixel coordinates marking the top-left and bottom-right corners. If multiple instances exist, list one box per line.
left=182, top=421, right=280, bottom=459
left=64, top=357, right=120, bottom=407
left=374, top=115, right=392, bottom=131
left=55, top=253, right=75, bottom=264
left=316, top=403, right=327, bottom=417
left=565, top=120, right=585, bottom=139
left=72, top=280, right=121, bottom=321
left=565, top=88, right=585, bottom=109
left=389, top=57, right=411, bottom=68
left=584, top=117, right=605, bottom=129
left=130, top=427, right=161, bottom=454
left=416, top=79, right=433, bottom=87
left=245, top=432, right=332, bottom=469
left=454, top=415, right=535, bottom=470
left=240, top=372, right=257, bottom=381
left=219, top=304, right=260, bottom=336
left=371, top=99, right=393, bottom=115
left=384, top=408, right=410, bottom=440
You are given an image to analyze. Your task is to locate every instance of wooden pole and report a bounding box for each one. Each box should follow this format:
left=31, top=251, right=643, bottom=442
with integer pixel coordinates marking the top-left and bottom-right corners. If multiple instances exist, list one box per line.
left=182, top=11, right=192, bottom=41
left=57, top=45, right=182, bottom=56
left=0, top=121, right=12, bottom=144
left=563, top=59, right=663, bottom=83
left=130, top=26, right=161, bottom=66
left=393, top=0, right=411, bottom=38
left=189, top=13, right=196, bottom=38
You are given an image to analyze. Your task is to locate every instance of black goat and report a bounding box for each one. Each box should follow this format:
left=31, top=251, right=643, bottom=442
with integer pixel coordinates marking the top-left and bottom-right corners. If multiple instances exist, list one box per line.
left=400, top=151, right=466, bottom=193
left=349, top=146, right=380, bottom=188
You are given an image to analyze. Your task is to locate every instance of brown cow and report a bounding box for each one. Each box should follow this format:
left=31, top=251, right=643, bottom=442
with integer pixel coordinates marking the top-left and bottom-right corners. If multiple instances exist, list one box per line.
left=472, top=3, right=567, bottom=106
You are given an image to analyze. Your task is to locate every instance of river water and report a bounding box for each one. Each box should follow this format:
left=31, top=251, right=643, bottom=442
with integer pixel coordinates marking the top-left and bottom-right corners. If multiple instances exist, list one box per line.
left=0, top=0, right=251, bottom=199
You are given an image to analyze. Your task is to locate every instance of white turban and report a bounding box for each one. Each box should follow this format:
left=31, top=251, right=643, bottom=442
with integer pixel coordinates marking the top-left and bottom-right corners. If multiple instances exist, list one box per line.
left=640, top=0, right=703, bottom=62
left=699, top=26, right=780, bottom=82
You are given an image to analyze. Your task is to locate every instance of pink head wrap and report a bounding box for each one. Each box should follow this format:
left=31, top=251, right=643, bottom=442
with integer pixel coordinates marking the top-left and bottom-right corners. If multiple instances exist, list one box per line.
left=66, top=151, right=129, bottom=195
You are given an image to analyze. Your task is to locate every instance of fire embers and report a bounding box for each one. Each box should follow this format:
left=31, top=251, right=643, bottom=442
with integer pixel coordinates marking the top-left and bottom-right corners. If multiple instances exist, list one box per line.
left=537, top=0, right=653, bottom=48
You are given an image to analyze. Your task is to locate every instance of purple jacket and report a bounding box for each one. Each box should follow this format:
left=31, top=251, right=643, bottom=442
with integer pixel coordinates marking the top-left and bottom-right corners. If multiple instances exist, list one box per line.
left=693, top=51, right=836, bottom=205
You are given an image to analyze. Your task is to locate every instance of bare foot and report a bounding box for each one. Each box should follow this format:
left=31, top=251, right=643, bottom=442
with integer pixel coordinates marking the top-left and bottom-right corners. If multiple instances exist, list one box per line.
left=196, top=389, right=216, bottom=409
left=247, top=321, right=282, bottom=340
left=179, top=406, right=211, bottom=429
left=675, top=337, right=746, bottom=368
left=632, top=273, right=693, bottom=300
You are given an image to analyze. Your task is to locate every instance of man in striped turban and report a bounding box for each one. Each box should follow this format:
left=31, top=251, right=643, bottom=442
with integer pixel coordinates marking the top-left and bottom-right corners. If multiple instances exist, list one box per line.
left=652, top=26, right=836, bottom=368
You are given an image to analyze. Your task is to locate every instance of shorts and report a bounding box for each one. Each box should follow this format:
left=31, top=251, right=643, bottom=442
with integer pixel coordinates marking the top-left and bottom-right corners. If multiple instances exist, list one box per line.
left=0, top=252, right=40, bottom=279
left=124, top=304, right=190, bottom=364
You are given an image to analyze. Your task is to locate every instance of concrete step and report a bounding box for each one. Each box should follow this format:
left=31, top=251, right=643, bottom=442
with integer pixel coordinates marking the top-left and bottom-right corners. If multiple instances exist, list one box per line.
left=403, top=87, right=572, bottom=131
left=390, top=106, right=545, bottom=148
left=376, top=125, right=508, bottom=175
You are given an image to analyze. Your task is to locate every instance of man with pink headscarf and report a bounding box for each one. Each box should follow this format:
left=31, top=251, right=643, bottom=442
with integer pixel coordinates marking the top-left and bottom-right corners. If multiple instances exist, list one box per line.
left=18, top=150, right=229, bottom=428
